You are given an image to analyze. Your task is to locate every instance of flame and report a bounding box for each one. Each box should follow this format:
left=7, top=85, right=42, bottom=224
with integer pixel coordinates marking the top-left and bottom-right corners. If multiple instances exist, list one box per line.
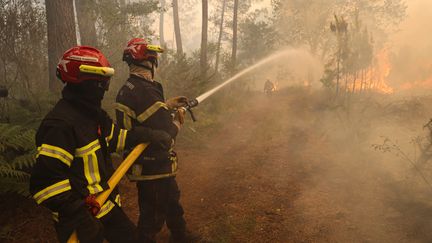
left=345, top=49, right=394, bottom=94
left=273, top=81, right=279, bottom=91
left=398, top=76, right=432, bottom=91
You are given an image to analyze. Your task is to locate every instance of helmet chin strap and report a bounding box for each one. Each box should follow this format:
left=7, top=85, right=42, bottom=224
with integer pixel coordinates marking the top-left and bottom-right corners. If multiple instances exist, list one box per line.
left=135, top=62, right=155, bottom=79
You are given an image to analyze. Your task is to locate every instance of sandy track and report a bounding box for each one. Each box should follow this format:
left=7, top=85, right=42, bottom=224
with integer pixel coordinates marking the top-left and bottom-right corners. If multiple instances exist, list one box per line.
left=121, top=89, right=432, bottom=243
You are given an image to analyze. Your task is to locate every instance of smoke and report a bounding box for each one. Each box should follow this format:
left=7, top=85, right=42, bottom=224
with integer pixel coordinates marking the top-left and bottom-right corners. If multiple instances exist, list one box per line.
left=245, top=48, right=324, bottom=91
left=389, top=0, right=432, bottom=92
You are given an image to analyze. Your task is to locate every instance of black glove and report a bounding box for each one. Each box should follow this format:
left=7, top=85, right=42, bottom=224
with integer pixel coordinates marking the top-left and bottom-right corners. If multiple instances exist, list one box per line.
left=57, top=205, right=104, bottom=243
left=130, top=126, right=172, bottom=150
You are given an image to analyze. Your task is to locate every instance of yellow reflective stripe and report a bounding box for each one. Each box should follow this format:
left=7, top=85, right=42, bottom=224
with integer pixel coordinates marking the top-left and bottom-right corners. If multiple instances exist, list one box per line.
left=83, top=153, right=103, bottom=194
left=116, top=129, right=128, bottom=153
left=136, top=101, right=168, bottom=123
left=52, top=212, right=59, bottom=222
left=33, top=179, right=71, bottom=204
left=96, top=200, right=115, bottom=219
left=115, top=103, right=134, bottom=129
left=130, top=172, right=177, bottom=181
left=172, top=158, right=178, bottom=172
left=79, top=64, right=114, bottom=77
left=75, top=140, right=100, bottom=157
left=37, top=144, right=73, bottom=167
left=106, top=124, right=115, bottom=143
left=147, top=44, right=164, bottom=53
left=118, top=110, right=132, bottom=130
left=115, top=103, right=136, bottom=118
left=124, top=114, right=132, bottom=130
left=115, top=194, right=121, bottom=207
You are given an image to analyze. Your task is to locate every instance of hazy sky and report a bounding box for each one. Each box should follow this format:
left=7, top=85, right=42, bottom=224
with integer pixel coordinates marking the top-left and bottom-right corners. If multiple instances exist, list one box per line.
left=392, top=0, right=432, bottom=50
left=388, top=0, right=432, bottom=88
left=157, top=0, right=272, bottom=51
left=154, top=0, right=432, bottom=87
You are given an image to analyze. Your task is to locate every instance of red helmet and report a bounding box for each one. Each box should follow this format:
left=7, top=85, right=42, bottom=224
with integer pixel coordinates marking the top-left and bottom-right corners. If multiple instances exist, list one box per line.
left=122, top=38, right=163, bottom=66
left=56, top=46, right=114, bottom=84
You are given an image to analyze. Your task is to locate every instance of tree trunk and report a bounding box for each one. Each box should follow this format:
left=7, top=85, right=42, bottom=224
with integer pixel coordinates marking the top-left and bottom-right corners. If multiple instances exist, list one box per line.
left=231, top=0, right=238, bottom=72
left=172, top=0, right=183, bottom=55
left=200, top=0, right=208, bottom=79
left=215, top=0, right=226, bottom=73
left=75, top=0, right=97, bottom=47
left=336, top=48, right=340, bottom=96
left=159, top=0, right=166, bottom=46
left=46, top=0, right=77, bottom=92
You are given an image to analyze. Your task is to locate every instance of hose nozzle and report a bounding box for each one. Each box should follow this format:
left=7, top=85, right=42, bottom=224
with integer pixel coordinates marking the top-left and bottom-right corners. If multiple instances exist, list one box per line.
left=185, top=98, right=199, bottom=122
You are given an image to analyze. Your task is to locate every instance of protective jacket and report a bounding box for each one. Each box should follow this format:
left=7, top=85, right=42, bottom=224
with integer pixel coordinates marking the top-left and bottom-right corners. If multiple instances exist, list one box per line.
left=115, top=75, right=178, bottom=180
left=30, top=98, right=137, bottom=220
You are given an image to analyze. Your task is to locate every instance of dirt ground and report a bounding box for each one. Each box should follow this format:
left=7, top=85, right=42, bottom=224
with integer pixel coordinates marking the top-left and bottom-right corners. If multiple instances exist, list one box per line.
left=3, top=87, right=432, bottom=242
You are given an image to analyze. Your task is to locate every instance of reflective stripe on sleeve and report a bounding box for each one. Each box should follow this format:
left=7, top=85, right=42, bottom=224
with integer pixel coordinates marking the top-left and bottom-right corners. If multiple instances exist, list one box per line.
left=83, top=153, right=103, bottom=194
left=116, top=129, right=128, bottom=153
left=106, top=124, right=115, bottom=143
left=115, top=103, right=136, bottom=119
left=75, top=140, right=101, bottom=157
left=96, top=200, right=115, bottom=219
left=115, top=103, right=135, bottom=130
left=36, top=144, right=73, bottom=167
left=136, top=101, right=168, bottom=123
left=115, top=194, right=121, bottom=207
left=75, top=141, right=104, bottom=194
left=33, top=179, right=71, bottom=204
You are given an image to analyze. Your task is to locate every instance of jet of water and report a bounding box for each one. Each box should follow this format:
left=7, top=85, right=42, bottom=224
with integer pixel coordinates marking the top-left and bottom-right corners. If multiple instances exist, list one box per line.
left=196, top=50, right=296, bottom=103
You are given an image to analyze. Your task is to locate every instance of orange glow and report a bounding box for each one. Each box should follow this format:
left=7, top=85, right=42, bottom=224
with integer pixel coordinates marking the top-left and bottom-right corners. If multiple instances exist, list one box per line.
left=399, top=77, right=432, bottom=91
left=346, top=49, right=394, bottom=94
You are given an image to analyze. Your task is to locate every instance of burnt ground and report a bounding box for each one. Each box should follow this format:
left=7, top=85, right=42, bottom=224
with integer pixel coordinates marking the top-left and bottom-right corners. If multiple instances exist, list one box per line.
left=3, top=87, right=432, bottom=242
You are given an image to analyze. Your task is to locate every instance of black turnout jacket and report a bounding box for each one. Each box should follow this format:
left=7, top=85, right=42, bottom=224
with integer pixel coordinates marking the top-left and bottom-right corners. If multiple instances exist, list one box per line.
left=30, top=98, right=140, bottom=219
left=115, top=75, right=179, bottom=181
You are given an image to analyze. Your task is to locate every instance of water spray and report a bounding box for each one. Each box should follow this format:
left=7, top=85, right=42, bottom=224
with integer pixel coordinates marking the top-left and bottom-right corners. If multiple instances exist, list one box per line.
left=184, top=50, right=295, bottom=121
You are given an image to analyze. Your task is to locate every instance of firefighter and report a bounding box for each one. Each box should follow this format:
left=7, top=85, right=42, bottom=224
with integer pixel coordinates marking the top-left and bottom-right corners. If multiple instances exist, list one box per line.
left=115, top=38, right=201, bottom=243
left=29, top=46, right=170, bottom=243
left=264, top=79, right=275, bottom=95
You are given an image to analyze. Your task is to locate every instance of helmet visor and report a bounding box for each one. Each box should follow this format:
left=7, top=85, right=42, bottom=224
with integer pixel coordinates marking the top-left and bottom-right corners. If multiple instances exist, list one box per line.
left=79, top=65, right=115, bottom=77
left=147, top=45, right=164, bottom=53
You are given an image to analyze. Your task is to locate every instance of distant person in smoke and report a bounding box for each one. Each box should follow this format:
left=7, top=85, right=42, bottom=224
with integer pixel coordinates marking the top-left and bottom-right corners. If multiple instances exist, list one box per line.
left=264, top=79, right=276, bottom=95
left=115, top=38, right=201, bottom=243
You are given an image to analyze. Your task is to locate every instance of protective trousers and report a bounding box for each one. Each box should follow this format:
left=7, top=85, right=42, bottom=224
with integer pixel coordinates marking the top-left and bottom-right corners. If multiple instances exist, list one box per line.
left=137, top=177, right=186, bottom=242
left=54, top=205, right=138, bottom=243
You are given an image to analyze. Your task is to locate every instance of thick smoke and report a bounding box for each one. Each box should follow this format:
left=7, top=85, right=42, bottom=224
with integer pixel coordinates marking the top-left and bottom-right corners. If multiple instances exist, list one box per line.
left=389, top=0, right=432, bottom=93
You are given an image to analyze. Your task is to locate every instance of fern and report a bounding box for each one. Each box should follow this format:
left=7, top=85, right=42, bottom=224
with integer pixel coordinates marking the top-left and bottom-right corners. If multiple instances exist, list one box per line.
left=12, top=152, right=36, bottom=170
left=0, top=178, right=30, bottom=196
left=0, top=164, right=30, bottom=180
left=0, top=123, right=36, bottom=196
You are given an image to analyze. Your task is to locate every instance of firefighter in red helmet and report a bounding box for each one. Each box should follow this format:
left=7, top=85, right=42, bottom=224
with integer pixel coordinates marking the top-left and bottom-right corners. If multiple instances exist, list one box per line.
left=29, top=46, right=169, bottom=243
left=116, top=38, right=201, bottom=242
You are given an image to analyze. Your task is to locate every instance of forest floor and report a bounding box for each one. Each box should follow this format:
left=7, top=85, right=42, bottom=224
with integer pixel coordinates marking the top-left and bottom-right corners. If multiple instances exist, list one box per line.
left=3, top=87, right=432, bottom=242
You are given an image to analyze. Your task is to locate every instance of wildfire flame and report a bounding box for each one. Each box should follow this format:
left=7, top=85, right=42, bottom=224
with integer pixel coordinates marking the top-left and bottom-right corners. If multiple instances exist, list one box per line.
left=346, top=49, right=394, bottom=94
left=398, top=72, right=432, bottom=91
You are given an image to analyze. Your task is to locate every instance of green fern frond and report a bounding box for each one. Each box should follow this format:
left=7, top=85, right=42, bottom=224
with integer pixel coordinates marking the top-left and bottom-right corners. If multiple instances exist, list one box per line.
left=0, top=123, right=35, bottom=196
left=12, top=151, right=36, bottom=170
left=0, top=164, right=30, bottom=180
left=0, top=125, right=35, bottom=153
left=0, top=177, right=30, bottom=197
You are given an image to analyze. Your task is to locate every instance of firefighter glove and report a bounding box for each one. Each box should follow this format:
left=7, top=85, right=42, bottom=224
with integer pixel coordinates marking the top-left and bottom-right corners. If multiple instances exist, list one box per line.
left=173, top=108, right=186, bottom=129
left=166, top=96, right=188, bottom=109
left=85, top=195, right=101, bottom=216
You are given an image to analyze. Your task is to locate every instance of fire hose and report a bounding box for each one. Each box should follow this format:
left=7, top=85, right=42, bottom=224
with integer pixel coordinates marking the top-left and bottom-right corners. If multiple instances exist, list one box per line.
left=67, top=59, right=268, bottom=242
left=67, top=143, right=148, bottom=243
